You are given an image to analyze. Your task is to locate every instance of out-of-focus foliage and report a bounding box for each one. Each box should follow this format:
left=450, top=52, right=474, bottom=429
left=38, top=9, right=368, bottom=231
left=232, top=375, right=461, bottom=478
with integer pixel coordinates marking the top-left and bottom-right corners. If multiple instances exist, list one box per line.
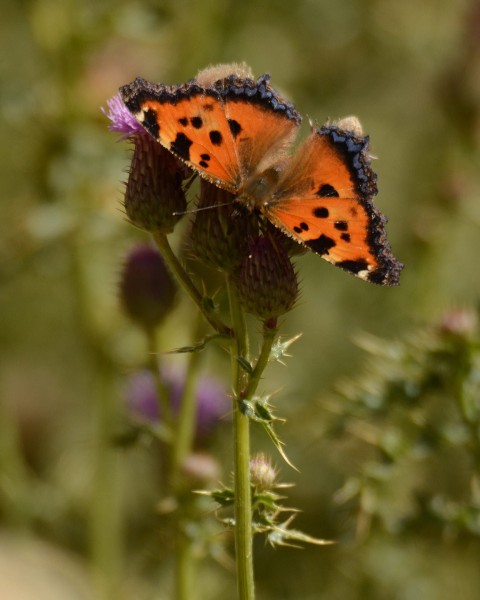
left=330, top=308, right=480, bottom=539
left=1, top=0, right=479, bottom=598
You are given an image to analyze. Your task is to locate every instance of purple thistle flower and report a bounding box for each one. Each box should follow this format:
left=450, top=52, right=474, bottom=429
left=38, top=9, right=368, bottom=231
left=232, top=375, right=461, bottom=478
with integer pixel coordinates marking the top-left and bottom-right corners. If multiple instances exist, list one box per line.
left=125, top=368, right=230, bottom=439
left=102, top=94, right=145, bottom=139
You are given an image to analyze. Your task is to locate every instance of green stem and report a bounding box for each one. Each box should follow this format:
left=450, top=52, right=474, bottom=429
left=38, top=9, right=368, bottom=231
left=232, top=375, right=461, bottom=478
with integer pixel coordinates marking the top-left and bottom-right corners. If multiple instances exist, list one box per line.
left=170, top=314, right=205, bottom=600
left=171, top=314, right=204, bottom=488
left=175, top=525, right=195, bottom=600
left=227, top=277, right=255, bottom=600
left=152, top=231, right=232, bottom=337
left=146, top=328, right=174, bottom=428
left=243, top=323, right=278, bottom=400
left=90, top=363, right=123, bottom=600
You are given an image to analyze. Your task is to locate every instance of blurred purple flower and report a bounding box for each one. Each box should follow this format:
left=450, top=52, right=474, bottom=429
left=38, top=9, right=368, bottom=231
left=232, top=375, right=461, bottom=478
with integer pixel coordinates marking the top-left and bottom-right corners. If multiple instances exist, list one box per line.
left=126, top=368, right=230, bottom=438
left=102, top=94, right=145, bottom=139
left=126, top=370, right=160, bottom=422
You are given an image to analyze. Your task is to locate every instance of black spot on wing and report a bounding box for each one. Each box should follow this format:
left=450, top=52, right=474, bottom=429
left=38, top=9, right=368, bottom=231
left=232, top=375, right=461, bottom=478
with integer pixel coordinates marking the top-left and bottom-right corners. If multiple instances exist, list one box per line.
left=228, top=119, right=242, bottom=138
left=334, top=221, right=348, bottom=231
left=293, top=223, right=309, bottom=233
left=198, top=153, right=211, bottom=169
left=316, top=184, right=339, bottom=198
left=171, top=133, right=193, bottom=160
left=306, top=234, right=336, bottom=256
left=190, top=116, right=203, bottom=128
left=313, top=207, right=329, bottom=218
left=178, top=117, right=188, bottom=126
left=143, top=109, right=160, bottom=139
left=341, top=233, right=351, bottom=242
left=209, top=130, right=223, bottom=145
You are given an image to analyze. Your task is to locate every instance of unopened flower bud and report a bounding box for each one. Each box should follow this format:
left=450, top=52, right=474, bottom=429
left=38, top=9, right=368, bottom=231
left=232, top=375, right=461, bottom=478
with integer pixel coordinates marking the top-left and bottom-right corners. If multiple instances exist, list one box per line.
left=124, top=135, right=187, bottom=233
left=235, top=235, right=298, bottom=320
left=250, top=453, right=277, bottom=491
left=190, top=180, right=259, bottom=272
left=266, top=221, right=306, bottom=258
left=119, top=244, right=177, bottom=330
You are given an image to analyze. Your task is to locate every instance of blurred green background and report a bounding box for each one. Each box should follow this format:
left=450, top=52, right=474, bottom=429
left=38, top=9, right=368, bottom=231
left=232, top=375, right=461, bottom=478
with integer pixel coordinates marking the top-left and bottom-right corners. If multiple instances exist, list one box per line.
left=1, top=0, right=480, bottom=598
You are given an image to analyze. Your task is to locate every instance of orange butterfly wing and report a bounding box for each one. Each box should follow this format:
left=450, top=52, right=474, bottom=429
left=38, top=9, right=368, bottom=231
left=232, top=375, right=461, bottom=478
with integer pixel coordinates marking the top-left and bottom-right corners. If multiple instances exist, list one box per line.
left=264, top=125, right=403, bottom=285
left=120, top=75, right=301, bottom=193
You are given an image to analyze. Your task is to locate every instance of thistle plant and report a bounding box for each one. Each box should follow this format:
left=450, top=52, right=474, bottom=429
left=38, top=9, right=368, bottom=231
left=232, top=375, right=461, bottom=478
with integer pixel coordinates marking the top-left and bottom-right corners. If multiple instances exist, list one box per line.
left=106, top=92, right=332, bottom=600
left=325, top=307, right=480, bottom=541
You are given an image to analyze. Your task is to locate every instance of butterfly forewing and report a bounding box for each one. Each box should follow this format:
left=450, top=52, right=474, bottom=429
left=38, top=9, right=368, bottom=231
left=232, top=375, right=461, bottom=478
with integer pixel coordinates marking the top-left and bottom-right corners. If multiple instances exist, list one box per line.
left=224, top=99, right=300, bottom=179
left=120, top=75, right=302, bottom=194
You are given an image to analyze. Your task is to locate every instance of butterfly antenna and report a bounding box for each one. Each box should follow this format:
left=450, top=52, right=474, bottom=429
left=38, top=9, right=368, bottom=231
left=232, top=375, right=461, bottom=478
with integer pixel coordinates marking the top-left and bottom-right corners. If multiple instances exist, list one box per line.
left=172, top=200, right=236, bottom=216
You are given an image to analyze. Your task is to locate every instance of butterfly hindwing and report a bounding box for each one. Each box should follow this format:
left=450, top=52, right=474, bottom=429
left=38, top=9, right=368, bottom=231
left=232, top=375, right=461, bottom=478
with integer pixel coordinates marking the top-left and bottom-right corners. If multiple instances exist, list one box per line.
left=265, top=125, right=403, bottom=285
left=120, top=74, right=301, bottom=193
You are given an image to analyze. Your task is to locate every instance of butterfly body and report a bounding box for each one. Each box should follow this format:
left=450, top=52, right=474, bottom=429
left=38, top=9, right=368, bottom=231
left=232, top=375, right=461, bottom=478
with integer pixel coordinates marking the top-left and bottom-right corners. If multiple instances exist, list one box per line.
left=120, top=66, right=403, bottom=285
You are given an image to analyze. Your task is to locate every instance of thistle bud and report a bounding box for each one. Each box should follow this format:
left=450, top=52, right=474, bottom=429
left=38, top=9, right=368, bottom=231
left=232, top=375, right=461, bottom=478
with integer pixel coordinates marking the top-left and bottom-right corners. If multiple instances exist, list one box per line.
left=266, top=221, right=306, bottom=258
left=119, top=244, right=177, bottom=331
left=189, top=180, right=259, bottom=272
left=124, top=135, right=187, bottom=233
left=235, top=235, right=298, bottom=320
left=250, top=453, right=277, bottom=491
left=103, top=94, right=187, bottom=233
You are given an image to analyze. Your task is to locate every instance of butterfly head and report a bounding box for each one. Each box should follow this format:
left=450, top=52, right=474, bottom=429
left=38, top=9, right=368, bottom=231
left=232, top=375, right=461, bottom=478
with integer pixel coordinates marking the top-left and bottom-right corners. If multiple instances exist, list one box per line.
left=237, top=166, right=283, bottom=212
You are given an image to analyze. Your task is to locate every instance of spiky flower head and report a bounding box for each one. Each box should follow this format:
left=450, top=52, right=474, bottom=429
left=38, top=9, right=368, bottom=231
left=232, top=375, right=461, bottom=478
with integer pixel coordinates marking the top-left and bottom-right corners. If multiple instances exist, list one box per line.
left=102, top=94, right=146, bottom=139
left=250, top=453, right=278, bottom=491
left=189, top=180, right=259, bottom=272
left=119, top=244, right=177, bottom=331
left=104, top=94, right=187, bottom=233
left=235, top=235, right=299, bottom=321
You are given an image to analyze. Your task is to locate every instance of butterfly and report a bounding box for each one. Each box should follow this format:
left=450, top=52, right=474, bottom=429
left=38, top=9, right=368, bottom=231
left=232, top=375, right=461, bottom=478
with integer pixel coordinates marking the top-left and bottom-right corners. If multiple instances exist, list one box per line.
left=120, top=63, right=403, bottom=285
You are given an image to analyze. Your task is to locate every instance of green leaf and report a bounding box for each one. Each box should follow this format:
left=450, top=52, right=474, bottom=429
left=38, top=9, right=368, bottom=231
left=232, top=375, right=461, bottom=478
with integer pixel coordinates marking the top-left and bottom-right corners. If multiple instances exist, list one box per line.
left=269, top=333, right=302, bottom=365
left=240, top=395, right=296, bottom=469
left=263, top=423, right=298, bottom=471
left=170, top=333, right=229, bottom=353
left=267, top=516, right=334, bottom=548
left=239, top=399, right=257, bottom=418
left=205, top=488, right=235, bottom=507
left=236, top=355, right=254, bottom=374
